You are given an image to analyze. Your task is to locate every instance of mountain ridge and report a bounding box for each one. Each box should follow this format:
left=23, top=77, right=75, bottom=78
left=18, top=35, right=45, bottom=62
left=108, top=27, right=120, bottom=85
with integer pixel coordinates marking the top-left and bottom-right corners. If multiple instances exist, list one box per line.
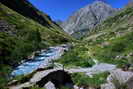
left=0, top=0, right=64, bottom=31
left=61, top=1, right=118, bottom=38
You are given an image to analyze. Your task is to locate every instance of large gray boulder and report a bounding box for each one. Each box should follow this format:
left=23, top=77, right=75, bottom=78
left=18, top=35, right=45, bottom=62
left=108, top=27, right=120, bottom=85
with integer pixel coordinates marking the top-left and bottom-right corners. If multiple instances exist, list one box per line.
left=101, top=69, right=133, bottom=89
left=126, top=76, right=133, bottom=89
left=101, top=83, right=116, bottom=89
left=61, top=1, right=118, bottom=38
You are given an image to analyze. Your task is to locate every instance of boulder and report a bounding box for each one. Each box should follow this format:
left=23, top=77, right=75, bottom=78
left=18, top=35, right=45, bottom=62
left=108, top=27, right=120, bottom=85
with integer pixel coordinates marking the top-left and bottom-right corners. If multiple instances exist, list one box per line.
left=126, top=76, right=133, bottom=89
left=101, top=69, right=133, bottom=89
left=44, top=81, right=56, bottom=89
left=107, top=69, right=133, bottom=84
left=101, top=83, right=116, bottom=89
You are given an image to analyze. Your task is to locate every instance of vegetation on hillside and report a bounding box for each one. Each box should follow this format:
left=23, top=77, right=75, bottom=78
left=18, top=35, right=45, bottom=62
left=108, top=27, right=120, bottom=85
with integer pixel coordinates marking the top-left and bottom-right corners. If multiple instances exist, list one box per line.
left=0, top=3, right=73, bottom=88
left=0, top=1, right=133, bottom=89
left=56, top=43, right=95, bottom=68
left=83, top=7, right=133, bottom=67
left=56, top=6, right=133, bottom=88
left=57, top=7, right=133, bottom=68
left=71, top=72, right=109, bottom=88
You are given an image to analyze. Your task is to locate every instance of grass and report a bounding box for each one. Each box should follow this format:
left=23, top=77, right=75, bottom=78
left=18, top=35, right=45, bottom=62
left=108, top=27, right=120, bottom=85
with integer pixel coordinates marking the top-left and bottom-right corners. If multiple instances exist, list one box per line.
left=88, top=30, right=133, bottom=67
left=56, top=43, right=95, bottom=68
left=71, top=72, right=109, bottom=87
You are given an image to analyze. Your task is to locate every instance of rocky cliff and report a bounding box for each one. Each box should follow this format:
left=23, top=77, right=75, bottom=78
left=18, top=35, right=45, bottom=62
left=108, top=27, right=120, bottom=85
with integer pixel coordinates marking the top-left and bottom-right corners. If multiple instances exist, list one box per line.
left=62, top=1, right=118, bottom=38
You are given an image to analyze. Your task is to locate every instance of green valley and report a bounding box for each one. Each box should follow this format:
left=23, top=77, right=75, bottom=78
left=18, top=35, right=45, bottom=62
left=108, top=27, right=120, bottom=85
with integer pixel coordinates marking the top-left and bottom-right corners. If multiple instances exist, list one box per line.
left=0, top=0, right=133, bottom=89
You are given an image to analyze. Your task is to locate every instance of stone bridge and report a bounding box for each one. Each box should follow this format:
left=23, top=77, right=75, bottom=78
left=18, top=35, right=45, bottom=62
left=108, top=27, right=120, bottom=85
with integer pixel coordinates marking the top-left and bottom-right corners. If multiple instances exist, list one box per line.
left=9, top=69, right=74, bottom=89
left=9, top=63, right=117, bottom=89
left=36, top=70, right=73, bottom=88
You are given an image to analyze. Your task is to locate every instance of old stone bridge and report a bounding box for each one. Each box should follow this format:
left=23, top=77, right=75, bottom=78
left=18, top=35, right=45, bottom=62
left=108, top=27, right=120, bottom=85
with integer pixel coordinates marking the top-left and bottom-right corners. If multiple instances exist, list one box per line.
left=9, top=68, right=74, bottom=89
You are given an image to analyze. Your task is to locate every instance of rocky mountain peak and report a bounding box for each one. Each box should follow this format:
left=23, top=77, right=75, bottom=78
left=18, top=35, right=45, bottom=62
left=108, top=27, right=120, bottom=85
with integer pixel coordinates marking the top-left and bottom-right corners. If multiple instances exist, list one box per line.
left=61, top=1, right=118, bottom=38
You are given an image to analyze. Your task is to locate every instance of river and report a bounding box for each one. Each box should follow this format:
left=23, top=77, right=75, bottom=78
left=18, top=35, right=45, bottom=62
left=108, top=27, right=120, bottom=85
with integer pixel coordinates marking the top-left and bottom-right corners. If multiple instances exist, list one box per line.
left=11, top=45, right=69, bottom=76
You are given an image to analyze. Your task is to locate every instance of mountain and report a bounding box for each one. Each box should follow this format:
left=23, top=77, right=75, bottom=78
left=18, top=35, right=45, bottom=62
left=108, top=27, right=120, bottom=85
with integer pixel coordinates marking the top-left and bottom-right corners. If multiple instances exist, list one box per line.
left=61, top=1, right=118, bottom=38
left=83, top=5, right=133, bottom=66
left=56, top=5, right=133, bottom=89
left=0, top=0, right=60, bottom=29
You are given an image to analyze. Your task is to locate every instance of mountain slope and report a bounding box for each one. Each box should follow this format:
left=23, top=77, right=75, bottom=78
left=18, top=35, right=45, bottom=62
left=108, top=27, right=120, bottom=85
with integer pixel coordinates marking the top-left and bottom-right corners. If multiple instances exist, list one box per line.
left=0, top=0, right=60, bottom=29
left=83, top=6, right=133, bottom=66
left=0, top=2, right=73, bottom=88
left=0, top=3, right=72, bottom=63
left=62, top=1, right=117, bottom=38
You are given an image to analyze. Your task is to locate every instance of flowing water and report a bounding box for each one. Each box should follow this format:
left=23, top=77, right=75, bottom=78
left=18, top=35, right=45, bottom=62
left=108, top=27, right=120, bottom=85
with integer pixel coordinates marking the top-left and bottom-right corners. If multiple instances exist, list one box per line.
left=11, top=45, right=68, bottom=76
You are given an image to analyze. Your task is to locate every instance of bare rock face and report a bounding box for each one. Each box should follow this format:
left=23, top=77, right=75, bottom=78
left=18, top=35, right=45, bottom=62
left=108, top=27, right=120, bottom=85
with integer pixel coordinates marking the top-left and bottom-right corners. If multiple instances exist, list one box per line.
left=62, top=1, right=118, bottom=38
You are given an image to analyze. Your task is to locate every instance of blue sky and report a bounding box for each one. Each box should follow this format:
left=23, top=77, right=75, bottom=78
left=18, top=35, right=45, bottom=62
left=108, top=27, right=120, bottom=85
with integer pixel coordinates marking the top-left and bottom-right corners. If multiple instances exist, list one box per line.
left=29, top=0, right=129, bottom=21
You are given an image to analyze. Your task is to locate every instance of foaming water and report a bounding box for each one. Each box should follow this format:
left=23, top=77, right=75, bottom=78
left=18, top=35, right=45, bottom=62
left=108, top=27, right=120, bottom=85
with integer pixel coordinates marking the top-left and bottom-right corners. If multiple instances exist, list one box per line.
left=11, top=45, right=68, bottom=76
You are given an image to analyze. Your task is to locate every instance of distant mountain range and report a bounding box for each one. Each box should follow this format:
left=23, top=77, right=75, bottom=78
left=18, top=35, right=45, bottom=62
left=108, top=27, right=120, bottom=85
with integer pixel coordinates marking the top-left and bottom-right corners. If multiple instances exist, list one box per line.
left=61, top=1, right=118, bottom=38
